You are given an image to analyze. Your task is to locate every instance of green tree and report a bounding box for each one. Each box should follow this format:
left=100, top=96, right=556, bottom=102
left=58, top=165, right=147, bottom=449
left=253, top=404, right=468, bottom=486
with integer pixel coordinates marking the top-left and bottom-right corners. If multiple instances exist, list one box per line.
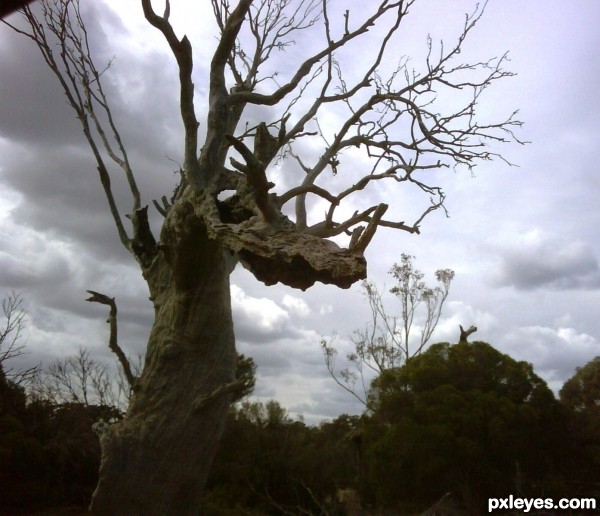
left=560, top=356, right=600, bottom=495
left=4, top=0, right=521, bottom=510
left=364, top=342, right=566, bottom=513
left=323, top=255, right=455, bottom=404
left=560, top=356, right=600, bottom=412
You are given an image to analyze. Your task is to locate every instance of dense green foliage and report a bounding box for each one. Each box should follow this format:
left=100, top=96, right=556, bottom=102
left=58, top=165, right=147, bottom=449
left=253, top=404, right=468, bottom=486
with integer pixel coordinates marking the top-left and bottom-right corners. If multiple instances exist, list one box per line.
left=559, top=356, right=600, bottom=496
left=1, top=345, right=599, bottom=514
left=363, top=342, right=569, bottom=512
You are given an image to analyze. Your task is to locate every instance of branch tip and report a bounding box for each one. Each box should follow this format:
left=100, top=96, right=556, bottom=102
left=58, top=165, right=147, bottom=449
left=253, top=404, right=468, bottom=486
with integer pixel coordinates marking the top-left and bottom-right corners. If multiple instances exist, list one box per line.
left=85, top=290, right=137, bottom=388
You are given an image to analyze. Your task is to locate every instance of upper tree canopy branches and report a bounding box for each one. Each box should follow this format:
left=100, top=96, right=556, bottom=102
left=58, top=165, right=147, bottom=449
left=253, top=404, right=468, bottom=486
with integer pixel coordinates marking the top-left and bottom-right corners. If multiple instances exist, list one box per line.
left=194, top=0, right=522, bottom=289
left=8, top=0, right=522, bottom=290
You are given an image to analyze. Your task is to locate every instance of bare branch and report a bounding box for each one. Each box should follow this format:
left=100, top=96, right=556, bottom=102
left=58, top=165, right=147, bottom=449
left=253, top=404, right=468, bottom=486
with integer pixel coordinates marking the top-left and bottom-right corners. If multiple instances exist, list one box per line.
left=459, top=324, right=478, bottom=343
left=142, top=0, right=202, bottom=184
left=86, top=290, right=136, bottom=389
left=350, top=203, right=388, bottom=253
left=321, top=338, right=367, bottom=406
left=276, top=184, right=338, bottom=207
left=153, top=196, right=170, bottom=217
left=211, top=0, right=253, bottom=83
left=193, top=379, right=247, bottom=412
left=0, top=291, right=40, bottom=387
left=226, top=132, right=279, bottom=222
left=0, top=292, right=26, bottom=364
left=5, top=1, right=161, bottom=267
left=261, top=1, right=520, bottom=249
left=35, top=347, right=123, bottom=409
left=231, top=1, right=405, bottom=106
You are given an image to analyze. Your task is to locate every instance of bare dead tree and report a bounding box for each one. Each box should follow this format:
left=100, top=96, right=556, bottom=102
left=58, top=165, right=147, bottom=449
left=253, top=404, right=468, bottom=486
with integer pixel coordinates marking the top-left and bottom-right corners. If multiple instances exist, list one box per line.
left=323, top=254, right=454, bottom=405
left=459, top=324, right=478, bottom=343
left=4, top=0, right=523, bottom=511
left=0, top=292, right=40, bottom=388
left=33, top=347, right=134, bottom=411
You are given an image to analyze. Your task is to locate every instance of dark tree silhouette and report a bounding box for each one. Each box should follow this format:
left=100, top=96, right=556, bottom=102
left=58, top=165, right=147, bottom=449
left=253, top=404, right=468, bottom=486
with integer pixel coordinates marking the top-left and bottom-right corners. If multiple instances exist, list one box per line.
left=366, top=341, right=566, bottom=512
left=560, top=356, right=600, bottom=495
left=0, top=0, right=35, bottom=19
left=0, top=292, right=39, bottom=388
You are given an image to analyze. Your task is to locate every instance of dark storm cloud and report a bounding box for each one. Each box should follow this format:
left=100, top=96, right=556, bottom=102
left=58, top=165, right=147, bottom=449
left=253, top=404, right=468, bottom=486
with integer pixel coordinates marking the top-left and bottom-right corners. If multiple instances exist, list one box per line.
left=0, top=221, right=150, bottom=326
left=0, top=1, right=187, bottom=222
left=0, top=1, right=128, bottom=146
left=0, top=34, right=81, bottom=146
left=0, top=241, right=70, bottom=288
left=1, top=146, right=124, bottom=250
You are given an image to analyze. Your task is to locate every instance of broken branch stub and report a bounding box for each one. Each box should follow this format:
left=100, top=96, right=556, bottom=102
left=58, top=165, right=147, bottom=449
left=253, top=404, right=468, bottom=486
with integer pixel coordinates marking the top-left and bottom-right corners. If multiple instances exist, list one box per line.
left=85, top=290, right=137, bottom=388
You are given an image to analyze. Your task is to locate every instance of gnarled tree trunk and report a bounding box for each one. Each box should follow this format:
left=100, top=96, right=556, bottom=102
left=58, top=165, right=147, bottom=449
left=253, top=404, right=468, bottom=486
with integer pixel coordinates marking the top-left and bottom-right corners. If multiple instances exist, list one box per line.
left=91, top=213, right=236, bottom=514
left=89, top=173, right=368, bottom=512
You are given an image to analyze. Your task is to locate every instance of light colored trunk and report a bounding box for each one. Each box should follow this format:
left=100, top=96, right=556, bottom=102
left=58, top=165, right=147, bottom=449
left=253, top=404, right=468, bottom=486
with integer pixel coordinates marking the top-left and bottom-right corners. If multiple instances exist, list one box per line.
left=90, top=222, right=236, bottom=514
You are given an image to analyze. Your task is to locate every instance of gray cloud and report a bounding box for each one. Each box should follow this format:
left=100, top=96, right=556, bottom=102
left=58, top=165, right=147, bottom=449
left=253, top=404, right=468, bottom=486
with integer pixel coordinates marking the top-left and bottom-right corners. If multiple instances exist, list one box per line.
left=491, top=230, right=600, bottom=291
left=500, top=325, right=600, bottom=393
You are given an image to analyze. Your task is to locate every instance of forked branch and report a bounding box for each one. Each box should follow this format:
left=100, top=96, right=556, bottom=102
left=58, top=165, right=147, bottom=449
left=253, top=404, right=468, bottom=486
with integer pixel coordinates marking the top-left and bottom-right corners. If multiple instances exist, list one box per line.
left=141, top=0, right=201, bottom=184
left=86, top=290, right=136, bottom=389
left=459, top=324, right=478, bottom=343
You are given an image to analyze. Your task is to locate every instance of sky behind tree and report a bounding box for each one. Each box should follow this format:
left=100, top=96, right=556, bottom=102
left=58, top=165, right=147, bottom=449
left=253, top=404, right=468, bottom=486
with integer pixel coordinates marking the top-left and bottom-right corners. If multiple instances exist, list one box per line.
left=1, top=0, right=599, bottom=423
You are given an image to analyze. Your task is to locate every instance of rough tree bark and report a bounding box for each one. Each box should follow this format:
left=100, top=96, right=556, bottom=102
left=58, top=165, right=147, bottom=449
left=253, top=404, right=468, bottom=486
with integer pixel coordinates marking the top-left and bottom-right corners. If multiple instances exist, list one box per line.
left=4, top=0, right=523, bottom=512
left=92, top=220, right=237, bottom=513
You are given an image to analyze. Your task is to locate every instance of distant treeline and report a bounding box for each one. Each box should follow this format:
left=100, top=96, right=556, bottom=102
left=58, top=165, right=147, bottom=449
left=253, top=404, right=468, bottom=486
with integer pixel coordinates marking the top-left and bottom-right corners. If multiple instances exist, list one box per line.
left=1, top=341, right=599, bottom=514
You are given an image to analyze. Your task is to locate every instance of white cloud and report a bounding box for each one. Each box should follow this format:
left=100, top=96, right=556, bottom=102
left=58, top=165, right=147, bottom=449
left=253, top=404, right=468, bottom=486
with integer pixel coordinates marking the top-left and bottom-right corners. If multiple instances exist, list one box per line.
left=0, top=220, right=73, bottom=289
left=231, top=285, right=289, bottom=342
left=501, top=325, right=600, bottom=393
left=282, top=294, right=311, bottom=318
left=319, top=304, right=334, bottom=315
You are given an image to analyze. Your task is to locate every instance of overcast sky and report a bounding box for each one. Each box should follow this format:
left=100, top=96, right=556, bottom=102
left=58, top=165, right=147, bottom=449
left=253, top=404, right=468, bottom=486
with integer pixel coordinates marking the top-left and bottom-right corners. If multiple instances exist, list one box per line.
left=1, top=0, right=599, bottom=424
